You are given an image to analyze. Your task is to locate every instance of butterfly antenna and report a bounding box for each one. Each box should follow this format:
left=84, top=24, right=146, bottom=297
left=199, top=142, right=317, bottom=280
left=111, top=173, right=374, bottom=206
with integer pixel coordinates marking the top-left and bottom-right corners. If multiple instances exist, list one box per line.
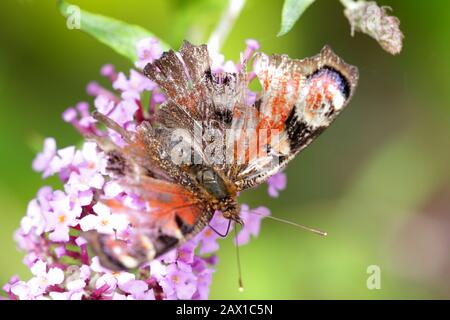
left=250, top=209, right=327, bottom=237
left=92, top=111, right=133, bottom=144
left=234, top=222, right=244, bottom=292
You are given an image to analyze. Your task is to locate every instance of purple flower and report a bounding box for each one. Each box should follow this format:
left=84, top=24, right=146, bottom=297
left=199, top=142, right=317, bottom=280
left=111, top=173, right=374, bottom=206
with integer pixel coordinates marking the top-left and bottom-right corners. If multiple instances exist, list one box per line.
left=267, top=172, right=287, bottom=198
left=32, top=138, right=57, bottom=178
left=87, top=82, right=120, bottom=103
left=62, top=107, right=78, bottom=123
left=65, top=187, right=93, bottom=210
left=48, top=145, right=77, bottom=180
left=236, top=205, right=270, bottom=246
left=113, top=69, right=156, bottom=100
left=245, top=89, right=257, bottom=106
left=101, top=64, right=118, bottom=82
left=45, top=194, right=81, bottom=242
left=162, top=240, right=197, bottom=265
left=94, top=95, right=116, bottom=116
left=192, top=261, right=213, bottom=300
left=158, top=263, right=197, bottom=300
left=5, top=38, right=274, bottom=300
left=119, top=280, right=155, bottom=300
left=103, top=181, right=123, bottom=199
left=79, top=202, right=129, bottom=234
left=25, top=260, right=65, bottom=296
left=211, top=53, right=238, bottom=73
left=21, top=198, right=46, bottom=236
left=236, top=39, right=260, bottom=71
left=196, top=213, right=230, bottom=255
left=106, top=100, right=139, bottom=128
left=49, top=278, right=86, bottom=300
left=49, top=290, right=82, bottom=300
left=10, top=281, right=37, bottom=300
left=67, top=169, right=104, bottom=193
left=135, top=38, right=163, bottom=70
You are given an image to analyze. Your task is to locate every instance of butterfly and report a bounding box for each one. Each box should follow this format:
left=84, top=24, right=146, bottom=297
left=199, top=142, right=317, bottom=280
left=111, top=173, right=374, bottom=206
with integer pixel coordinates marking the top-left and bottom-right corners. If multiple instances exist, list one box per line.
left=83, top=41, right=359, bottom=271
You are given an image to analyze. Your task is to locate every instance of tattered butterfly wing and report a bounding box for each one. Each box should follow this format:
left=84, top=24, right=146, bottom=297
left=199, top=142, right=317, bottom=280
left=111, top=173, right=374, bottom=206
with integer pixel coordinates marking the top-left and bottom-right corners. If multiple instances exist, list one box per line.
left=233, top=46, right=359, bottom=189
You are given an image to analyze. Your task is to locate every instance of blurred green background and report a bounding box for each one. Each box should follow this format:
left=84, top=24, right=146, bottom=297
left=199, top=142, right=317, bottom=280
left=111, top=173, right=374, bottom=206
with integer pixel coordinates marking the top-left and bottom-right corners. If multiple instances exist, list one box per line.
left=0, top=0, right=449, bottom=299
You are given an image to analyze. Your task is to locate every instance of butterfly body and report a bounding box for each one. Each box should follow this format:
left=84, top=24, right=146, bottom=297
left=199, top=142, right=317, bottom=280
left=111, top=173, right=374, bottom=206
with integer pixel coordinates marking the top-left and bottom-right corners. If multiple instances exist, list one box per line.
left=84, top=41, right=358, bottom=271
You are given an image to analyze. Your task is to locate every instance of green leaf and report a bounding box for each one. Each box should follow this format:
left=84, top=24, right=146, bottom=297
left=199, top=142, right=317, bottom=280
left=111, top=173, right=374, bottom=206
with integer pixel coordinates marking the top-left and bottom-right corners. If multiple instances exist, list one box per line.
left=278, top=0, right=316, bottom=36
left=58, top=0, right=170, bottom=63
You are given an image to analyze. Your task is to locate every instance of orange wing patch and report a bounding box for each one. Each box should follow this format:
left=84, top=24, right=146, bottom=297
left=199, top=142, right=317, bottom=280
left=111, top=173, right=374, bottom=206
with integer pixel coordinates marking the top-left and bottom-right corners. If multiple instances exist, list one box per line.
left=83, top=176, right=210, bottom=271
left=253, top=54, right=303, bottom=131
left=117, top=175, right=202, bottom=231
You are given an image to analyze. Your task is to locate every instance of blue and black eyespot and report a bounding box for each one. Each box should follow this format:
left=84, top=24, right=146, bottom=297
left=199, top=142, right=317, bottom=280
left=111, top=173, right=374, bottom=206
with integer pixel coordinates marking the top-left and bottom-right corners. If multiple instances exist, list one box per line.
left=307, top=66, right=351, bottom=99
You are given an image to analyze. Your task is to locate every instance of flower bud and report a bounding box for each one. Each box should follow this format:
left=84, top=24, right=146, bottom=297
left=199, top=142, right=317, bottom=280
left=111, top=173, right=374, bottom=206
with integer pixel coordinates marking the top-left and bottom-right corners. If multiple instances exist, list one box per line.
left=344, top=0, right=404, bottom=55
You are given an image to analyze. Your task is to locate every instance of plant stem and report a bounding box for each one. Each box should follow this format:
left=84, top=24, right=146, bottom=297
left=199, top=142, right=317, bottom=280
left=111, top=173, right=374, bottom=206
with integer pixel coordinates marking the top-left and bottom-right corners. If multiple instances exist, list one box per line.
left=340, top=0, right=360, bottom=11
left=207, top=0, right=246, bottom=56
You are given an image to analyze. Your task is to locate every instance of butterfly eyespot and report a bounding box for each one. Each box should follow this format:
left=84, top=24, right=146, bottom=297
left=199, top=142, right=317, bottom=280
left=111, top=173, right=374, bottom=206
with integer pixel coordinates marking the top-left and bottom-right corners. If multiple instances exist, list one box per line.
left=307, top=66, right=350, bottom=100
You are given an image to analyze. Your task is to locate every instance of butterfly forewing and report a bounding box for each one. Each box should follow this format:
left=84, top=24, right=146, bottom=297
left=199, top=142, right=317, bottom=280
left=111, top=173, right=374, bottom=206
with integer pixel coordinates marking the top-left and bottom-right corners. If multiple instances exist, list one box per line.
left=234, top=46, right=359, bottom=189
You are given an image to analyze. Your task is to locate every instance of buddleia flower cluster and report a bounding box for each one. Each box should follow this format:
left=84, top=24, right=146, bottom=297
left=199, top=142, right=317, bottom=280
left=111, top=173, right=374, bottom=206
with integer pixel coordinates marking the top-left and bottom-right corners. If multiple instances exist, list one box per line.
left=3, top=38, right=286, bottom=300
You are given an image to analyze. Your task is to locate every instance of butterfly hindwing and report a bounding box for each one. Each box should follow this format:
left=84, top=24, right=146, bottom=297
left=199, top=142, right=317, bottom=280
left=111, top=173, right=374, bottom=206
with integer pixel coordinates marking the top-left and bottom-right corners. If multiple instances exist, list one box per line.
left=83, top=175, right=213, bottom=271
